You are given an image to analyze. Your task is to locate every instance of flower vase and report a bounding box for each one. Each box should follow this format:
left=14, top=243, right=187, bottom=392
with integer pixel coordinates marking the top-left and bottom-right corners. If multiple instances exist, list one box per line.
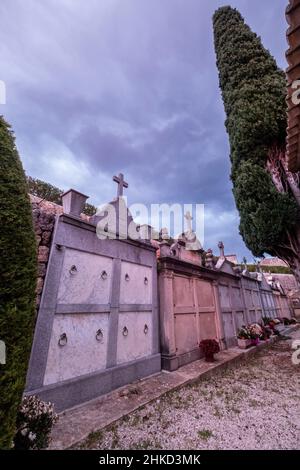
left=237, top=338, right=252, bottom=349
left=205, top=353, right=215, bottom=363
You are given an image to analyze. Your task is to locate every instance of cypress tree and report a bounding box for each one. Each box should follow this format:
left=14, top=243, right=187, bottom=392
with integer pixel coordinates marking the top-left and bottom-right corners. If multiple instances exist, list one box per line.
left=0, top=116, right=37, bottom=448
left=213, top=6, right=300, bottom=274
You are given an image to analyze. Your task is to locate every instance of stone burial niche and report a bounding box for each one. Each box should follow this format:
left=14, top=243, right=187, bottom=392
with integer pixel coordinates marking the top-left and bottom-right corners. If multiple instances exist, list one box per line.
left=239, top=271, right=263, bottom=325
left=157, top=240, right=225, bottom=371
left=25, top=179, right=160, bottom=412
left=258, top=272, right=278, bottom=319
left=263, top=274, right=292, bottom=319
left=214, top=249, right=248, bottom=348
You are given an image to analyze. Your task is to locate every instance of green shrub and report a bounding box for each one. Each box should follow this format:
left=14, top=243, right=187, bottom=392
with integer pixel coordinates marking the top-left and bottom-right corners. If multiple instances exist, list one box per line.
left=14, top=395, right=58, bottom=449
left=0, top=116, right=37, bottom=448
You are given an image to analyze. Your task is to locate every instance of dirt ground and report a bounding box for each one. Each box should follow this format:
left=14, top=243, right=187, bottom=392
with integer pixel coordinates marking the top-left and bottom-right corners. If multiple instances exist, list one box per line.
left=77, top=331, right=300, bottom=450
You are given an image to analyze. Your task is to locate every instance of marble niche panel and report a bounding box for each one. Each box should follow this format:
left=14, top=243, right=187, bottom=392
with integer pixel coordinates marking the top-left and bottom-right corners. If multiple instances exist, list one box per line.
left=44, top=313, right=109, bottom=385
left=116, top=312, right=153, bottom=364
left=119, top=261, right=152, bottom=305
left=57, top=249, right=113, bottom=305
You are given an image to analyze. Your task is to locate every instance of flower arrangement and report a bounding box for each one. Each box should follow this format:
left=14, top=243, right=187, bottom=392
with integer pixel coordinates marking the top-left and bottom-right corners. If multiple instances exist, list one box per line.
left=248, top=323, right=263, bottom=340
left=237, top=326, right=252, bottom=349
left=237, top=326, right=251, bottom=340
left=260, top=325, right=272, bottom=340
left=199, top=339, right=220, bottom=362
left=14, top=395, right=59, bottom=450
left=282, top=317, right=298, bottom=326
left=237, top=323, right=271, bottom=348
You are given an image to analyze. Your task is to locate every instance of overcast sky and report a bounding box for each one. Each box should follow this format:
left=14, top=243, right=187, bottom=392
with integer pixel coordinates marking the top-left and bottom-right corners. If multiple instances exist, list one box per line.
left=0, top=0, right=288, bottom=260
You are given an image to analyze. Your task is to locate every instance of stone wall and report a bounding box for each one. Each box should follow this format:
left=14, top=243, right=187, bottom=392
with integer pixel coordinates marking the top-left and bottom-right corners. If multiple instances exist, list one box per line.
left=30, top=195, right=62, bottom=310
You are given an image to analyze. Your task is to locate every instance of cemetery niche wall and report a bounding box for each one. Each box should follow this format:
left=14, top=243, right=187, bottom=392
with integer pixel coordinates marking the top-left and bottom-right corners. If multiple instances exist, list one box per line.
left=25, top=176, right=296, bottom=410
left=258, top=272, right=278, bottom=319
left=264, top=274, right=292, bottom=319
left=240, top=271, right=264, bottom=325
left=214, top=243, right=248, bottom=348
left=157, top=239, right=226, bottom=371
left=26, top=177, right=160, bottom=412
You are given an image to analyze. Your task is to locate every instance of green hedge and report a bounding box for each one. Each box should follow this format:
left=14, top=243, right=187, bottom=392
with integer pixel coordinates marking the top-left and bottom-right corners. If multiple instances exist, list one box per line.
left=241, top=264, right=292, bottom=274
left=0, top=116, right=37, bottom=448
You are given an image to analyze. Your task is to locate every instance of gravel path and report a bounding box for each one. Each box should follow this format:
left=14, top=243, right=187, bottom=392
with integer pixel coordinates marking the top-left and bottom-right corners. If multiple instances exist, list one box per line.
left=78, top=332, right=300, bottom=450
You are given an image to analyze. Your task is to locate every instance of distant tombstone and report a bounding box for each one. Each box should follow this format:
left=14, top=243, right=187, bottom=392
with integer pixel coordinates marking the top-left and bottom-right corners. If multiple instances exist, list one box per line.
left=184, top=211, right=193, bottom=232
left=218, top=241, right=225, bottom=258
left=160, top=227, right=170, bottom=241
left=205, top=249, right=215, bottom=269
left=183, top=211, right=202, bottom=251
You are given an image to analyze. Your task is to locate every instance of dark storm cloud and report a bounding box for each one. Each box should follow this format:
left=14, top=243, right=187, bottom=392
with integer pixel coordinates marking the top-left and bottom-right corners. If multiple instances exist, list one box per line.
left=0, top=0, right=288, bottom=258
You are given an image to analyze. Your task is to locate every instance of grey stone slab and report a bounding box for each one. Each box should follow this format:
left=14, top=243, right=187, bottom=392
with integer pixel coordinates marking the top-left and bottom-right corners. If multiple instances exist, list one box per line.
left=119, top=304, right=153, bottom=313
left=27, top=353, right=161, bottom=412
left=56, top=304, right=111, bottom=314
left=26, top=217, right=64, bottom=391
left=151, top=260, right=160, bottom=355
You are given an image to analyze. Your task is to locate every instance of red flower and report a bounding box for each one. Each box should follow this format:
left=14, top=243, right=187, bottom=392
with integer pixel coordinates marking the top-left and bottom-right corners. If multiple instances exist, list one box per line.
left=199, top=339, right=220, bottom=355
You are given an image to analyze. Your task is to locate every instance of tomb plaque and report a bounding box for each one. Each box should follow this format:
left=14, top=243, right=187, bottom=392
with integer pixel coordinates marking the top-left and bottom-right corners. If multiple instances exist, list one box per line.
left=116, top=312, right=152, bottom=364
left=174, top=314, right=198, bottom=355
left=248, top=309, right=256, bottom=323
left=44, top=313, right=109, bottom=385
left=119, top=261, right=152, bottom=305
left=222, top=313, right=235, bottom=342
left=198, top=312, right=218, bottom=340
left=235, top=311, right=246, bottom=329
left=196, top=279, right=215, bottom=307
left=173, top=276, right=194, bottom=307
left=232, top=286, right=243, bottom=309
left=219, top=285, right=231, bottom=308
left=57, top=249, right=113, bottom=305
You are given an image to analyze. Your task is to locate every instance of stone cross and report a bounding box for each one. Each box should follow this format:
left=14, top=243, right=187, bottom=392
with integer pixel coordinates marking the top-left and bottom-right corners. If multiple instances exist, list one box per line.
left=113, top=173, right=128, bottom=197
left=218, top=241, right=225, bottom=258
left=184, top=211, right=193, bottom=232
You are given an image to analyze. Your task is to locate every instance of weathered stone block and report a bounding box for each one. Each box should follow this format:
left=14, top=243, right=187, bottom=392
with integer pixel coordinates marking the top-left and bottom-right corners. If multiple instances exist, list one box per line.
left=36, top=277, right=44, bottom=295
left=38, top=262, right=47, bottom=277
left=34, top=225, right=42, bottom=235
left=38, top=246, right=50, bottom=263
left=42, top=231, right=52, bottom=246
left=39, top=212, right=55, bottom=231
left=32, top=208, right=40, bottom=222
